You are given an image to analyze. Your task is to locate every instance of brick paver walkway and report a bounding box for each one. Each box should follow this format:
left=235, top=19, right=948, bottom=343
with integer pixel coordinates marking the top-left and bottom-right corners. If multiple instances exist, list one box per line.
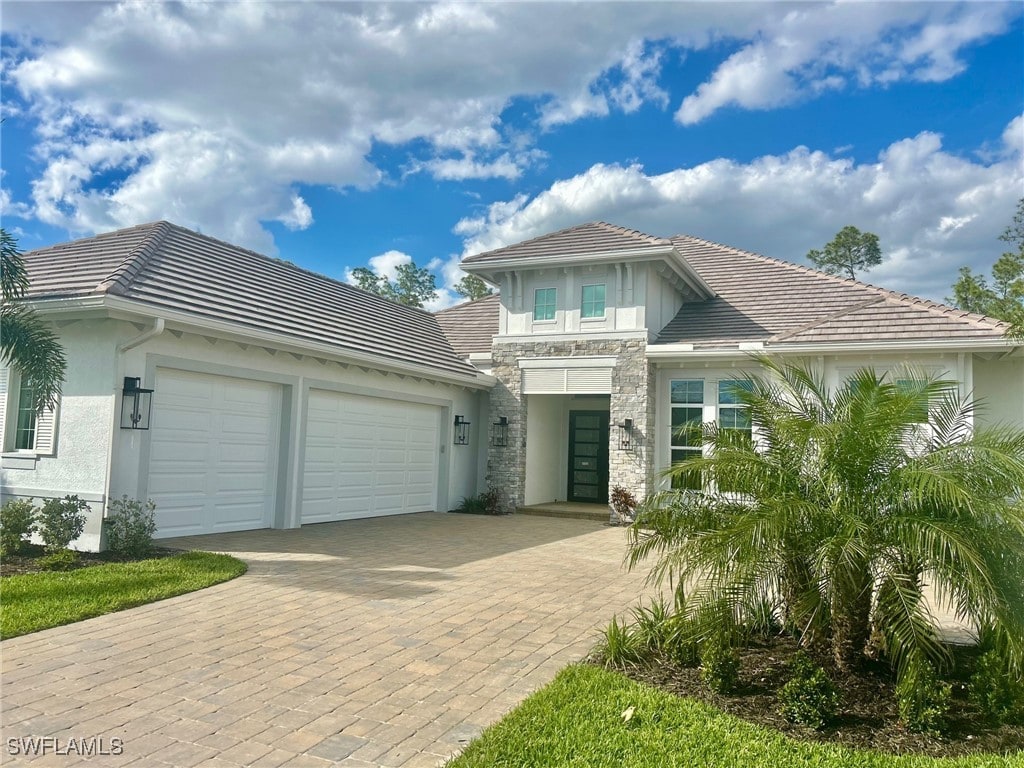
left=2, top=513, right=652, bottom=767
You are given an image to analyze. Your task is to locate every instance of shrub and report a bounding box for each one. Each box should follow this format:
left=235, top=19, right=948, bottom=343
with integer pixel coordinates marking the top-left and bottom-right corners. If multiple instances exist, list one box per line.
left=105, top=496, right=157, bottom=558
left=897, top=659, right=952, bottom=735
left=778, top=651, right=841, bottom=729
left=0, top=498, right=37, bottom=557
left=630, top=598, right=671, bottom=654
left=700, top=634, right=740, bottom=694
left=36, top=495, right=88, bottom=553
left=741, top=593, right=782, bottom=640
left=594, top=616, right=646, bottom=670
left=970, top=650, right=1024, bottom=725
left=453, top=488, right=503, bottom=515
left=610, top=486, right=638, bottom=524
left=37, top=549, right=78, bottom=571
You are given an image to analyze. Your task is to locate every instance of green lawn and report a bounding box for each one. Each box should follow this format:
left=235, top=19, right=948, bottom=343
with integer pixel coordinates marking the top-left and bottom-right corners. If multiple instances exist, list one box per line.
left=0, top=551, right=247, bottom=639
left=447, top=665, right=1023, bottom=768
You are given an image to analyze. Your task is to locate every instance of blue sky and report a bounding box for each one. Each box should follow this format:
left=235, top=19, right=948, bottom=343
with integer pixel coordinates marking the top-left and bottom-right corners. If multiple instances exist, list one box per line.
left=1, top=2, right=1022, bottom=309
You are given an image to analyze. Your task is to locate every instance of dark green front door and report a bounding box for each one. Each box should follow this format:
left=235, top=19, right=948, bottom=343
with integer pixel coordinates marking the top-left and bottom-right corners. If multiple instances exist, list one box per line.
left=568, top=411, right=609, bottom=503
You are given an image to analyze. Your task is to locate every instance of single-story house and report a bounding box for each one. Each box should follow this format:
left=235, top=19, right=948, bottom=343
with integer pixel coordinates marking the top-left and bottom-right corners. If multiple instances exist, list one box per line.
left=2, top=220, right=1021, bottom=549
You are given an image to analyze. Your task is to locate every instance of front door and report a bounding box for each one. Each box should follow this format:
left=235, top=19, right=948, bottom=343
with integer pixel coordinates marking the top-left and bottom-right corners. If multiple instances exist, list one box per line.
left=568, top=411, right=609, bottom=503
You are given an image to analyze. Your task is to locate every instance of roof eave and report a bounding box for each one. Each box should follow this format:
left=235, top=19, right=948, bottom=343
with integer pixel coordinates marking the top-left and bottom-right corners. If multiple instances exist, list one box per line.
left=29, top=295, right=495, bottom=390
left=461, top=246, right=715, bottom=299
left=647, top=336, right=1017, bottom=359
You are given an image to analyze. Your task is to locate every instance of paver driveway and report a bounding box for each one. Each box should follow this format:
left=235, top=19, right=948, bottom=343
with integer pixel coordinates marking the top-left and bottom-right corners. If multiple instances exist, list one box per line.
left=2, top=513, right=653, bottom=767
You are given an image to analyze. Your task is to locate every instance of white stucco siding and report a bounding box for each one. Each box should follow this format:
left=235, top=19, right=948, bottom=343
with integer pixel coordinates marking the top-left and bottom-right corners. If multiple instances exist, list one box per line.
left=972, top=355, right=1024, bottom=430
left=0, top=320, right=119, bottom=551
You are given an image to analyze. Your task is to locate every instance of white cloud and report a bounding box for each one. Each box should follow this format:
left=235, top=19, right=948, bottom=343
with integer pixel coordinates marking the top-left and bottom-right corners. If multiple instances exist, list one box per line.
left=346, top=249, right=413, bottom=284
left=456, top=115, right=1024, bottom=302
left=3, top=2, right=1014, bottom=249
left=676, top=3, right=1015, bottom=125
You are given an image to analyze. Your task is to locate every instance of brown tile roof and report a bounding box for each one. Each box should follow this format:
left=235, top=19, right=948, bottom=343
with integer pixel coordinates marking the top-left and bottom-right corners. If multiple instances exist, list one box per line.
left=434, top=294, right=500, bottom=357
left=658, top=235, right=1008, bottom=347
left=462, top=221, right=671, bottom=264
left=22, top=221, right=480, bottom=378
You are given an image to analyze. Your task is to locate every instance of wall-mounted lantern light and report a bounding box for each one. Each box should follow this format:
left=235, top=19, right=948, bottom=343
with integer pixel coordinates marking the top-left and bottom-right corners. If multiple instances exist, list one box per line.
left=120, top=376, right=154, bottom=430
left=453, top=415, right=471, bottom=445
left=617, top=418, right=637, bottom=451
left=491, top=416, right=509, bottom=447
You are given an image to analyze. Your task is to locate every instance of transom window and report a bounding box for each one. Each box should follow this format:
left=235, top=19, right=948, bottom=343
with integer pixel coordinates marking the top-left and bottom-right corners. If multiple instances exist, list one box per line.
left=533, top=288, right=556, bottom=321
left=670, top=379, right=703, bottom=490
left=14, top=377, right=37, bottom=451
left=581, top=284, right=605, bottom=319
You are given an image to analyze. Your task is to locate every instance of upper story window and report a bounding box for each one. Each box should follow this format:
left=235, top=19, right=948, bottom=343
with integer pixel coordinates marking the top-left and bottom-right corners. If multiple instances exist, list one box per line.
left=581, top=284, right=606, bottom=319
left=533, top=288, right=557, bottom=321
left=14, top=378, right=37, bottom=450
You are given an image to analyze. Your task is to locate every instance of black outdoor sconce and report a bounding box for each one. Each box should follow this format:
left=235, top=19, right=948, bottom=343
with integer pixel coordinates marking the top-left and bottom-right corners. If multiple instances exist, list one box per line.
left=453, top=415, right=471, bottom=445
left=120, top=376, right=154, bottom=430
left=617, top=418, right=638, bottom=451
left=491, top=416, right=509, bottom=447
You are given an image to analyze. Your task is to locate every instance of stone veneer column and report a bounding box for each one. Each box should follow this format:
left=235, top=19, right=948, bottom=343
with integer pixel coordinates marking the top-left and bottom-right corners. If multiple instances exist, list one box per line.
left=486, top=338, right=656, bottom=514
left=487, top=344, right=527, bottom=513
left=608, top=339, right=656, bottom=504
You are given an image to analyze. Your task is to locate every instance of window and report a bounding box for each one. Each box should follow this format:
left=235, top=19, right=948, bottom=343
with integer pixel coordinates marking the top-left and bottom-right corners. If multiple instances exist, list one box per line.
left=670, top=379, right=704, bottom=490
left=533, top=288, right=556, bottom=321
left=718, top=380, right=753, bottom=437
left=14, top=377, right=37, bottom=451
left=581, top=284, right=605, bottom=319
left=896, top=379, right=929, bottom=424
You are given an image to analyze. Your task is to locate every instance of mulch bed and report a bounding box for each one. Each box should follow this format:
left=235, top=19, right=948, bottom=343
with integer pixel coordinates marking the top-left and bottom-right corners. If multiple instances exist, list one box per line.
left=1, top=544, right=184, bottom=577
left=608, top=636, right=1023, bottom=758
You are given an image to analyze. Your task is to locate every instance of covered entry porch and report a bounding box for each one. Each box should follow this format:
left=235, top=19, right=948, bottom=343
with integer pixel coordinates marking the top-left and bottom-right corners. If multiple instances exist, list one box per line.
left=523, top=394, right=611, bottom=506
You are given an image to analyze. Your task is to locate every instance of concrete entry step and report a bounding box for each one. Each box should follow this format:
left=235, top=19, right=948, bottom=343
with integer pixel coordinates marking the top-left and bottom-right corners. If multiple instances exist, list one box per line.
left=516, top=502, right=610, bottom=523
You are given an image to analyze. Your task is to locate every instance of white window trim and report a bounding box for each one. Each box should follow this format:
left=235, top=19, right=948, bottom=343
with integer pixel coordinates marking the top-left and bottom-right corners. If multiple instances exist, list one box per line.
left=0, top=367, right=58, bottom=459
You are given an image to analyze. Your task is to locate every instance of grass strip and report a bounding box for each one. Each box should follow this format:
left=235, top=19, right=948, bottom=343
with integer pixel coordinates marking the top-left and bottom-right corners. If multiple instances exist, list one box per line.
left=448, top=664, right=1022, bottom=768
left=1, top=551, right=246, bottom=639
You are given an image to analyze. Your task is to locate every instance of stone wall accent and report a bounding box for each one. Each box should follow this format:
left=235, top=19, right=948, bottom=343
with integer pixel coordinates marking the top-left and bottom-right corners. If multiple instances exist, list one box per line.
left=487, top=338, right=655, bottom=513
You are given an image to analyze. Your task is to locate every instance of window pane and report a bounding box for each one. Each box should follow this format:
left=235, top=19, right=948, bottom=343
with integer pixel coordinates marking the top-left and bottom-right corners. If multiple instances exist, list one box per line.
left=14, top=378, right=36, bottom=451
left=720, top=407, right=751, bottom=431
left=671, top=449, right=702, bottom=490
left=896, top=379, right=928, bottom=423
left=671, top=379, right=703, bottom=404
left=718, top=379, right=753, bottom=404
left=581, top=284, right=605, bottom=318
left=671, top=406, right=702, bottom=447
left=533, top=288, right=556, bottom=321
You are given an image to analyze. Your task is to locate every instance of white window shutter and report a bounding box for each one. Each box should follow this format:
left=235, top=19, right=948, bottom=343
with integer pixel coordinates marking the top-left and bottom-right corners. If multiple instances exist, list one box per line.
left=0, top=367, right=8, bottom=449
left=34, top=398, right=59, bottom=455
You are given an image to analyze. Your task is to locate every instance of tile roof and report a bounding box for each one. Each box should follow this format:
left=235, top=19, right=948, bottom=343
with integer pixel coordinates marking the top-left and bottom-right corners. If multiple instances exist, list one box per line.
left=658, top=235, right=1008, bottom=347
left=441, top=227, right=1009, bottom=353
left=462, top=221, right=671, bottom=264
left=22, top=221, right=480, bottom=378
left=434, top=294, right=501, bottom=357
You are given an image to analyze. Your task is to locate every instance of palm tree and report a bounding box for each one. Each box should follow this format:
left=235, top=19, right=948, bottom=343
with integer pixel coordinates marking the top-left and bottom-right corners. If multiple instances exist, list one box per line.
left=627, top=357, right=1024, bottom=679
left=1, top=228, right=66, bottom=411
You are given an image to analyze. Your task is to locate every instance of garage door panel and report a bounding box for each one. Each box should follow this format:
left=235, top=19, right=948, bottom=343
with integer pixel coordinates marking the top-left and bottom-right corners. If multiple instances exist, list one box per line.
left=301, top=390, right=439, bottom=523
left=149, top=369, right=280, bottom=538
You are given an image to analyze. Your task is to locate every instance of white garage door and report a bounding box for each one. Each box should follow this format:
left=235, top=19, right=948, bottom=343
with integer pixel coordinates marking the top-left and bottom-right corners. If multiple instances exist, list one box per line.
left=148, top=369, right=282, bottom=538
left=302, top=390, right=440, bottom=523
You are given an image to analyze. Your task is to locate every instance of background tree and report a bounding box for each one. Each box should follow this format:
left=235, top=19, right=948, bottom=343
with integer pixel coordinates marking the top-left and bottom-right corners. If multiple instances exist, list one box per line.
left=0, top=228, right=66, bottom=411
left=806, top=226, right=882, bottom=280
left=948, top=198, right=1024, bottom=335
left=453, top=274, right=493, bottom=301
left=349, top=261, right=438, bottom=309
